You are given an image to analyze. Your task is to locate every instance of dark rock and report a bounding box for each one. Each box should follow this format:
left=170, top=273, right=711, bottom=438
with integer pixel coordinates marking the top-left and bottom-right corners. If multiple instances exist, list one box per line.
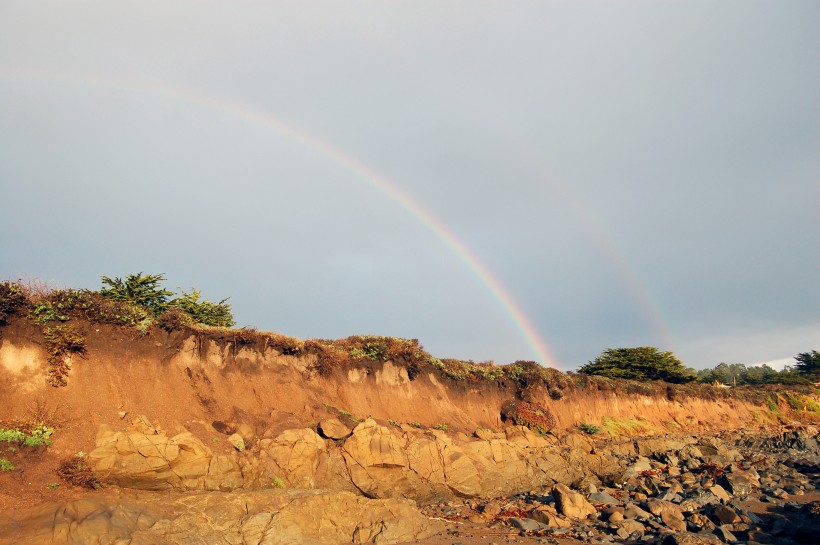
left=509, top=517, right=548, bottom=532
left=589, top=491, right=620, bottom=506
left=713, top=525, right=737, bottom=543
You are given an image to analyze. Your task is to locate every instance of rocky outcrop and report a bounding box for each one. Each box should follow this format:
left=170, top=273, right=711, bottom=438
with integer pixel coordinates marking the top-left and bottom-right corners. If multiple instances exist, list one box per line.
left=87, top=425, right=243, bottom=491
left=87, top=418, right=820, bottom=512
left=0, top=490, right=441, bottom=545
left=88, top=419, right=609, bottom=499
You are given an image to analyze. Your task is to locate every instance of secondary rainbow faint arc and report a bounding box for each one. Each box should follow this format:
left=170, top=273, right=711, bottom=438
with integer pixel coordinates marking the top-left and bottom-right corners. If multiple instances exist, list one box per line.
left=2, top=73, right=559, bottom=367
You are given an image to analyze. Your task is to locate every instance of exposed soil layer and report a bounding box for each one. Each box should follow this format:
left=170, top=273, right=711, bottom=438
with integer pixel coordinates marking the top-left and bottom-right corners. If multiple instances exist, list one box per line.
left=1, top=316, right=819, bottom=544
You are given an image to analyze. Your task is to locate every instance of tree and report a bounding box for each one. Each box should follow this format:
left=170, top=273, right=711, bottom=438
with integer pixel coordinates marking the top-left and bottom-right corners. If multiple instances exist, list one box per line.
left=579, top=347, right=695, bottom=383
left=99, top=273, right=173, bottom=314
left=794, top=351, right=820, bottom=379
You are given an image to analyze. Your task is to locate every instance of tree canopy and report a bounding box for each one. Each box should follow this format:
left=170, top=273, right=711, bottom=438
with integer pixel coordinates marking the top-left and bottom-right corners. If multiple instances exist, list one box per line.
left=794, top=351, right=820, bottom=379
left=579, top=347, right=695, bottom=383
left=697, top=362, right=810, bottom=386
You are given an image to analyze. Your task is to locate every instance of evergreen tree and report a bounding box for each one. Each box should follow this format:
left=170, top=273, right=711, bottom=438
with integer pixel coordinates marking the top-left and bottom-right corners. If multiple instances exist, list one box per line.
left=579, top=347, right=695, bottom=383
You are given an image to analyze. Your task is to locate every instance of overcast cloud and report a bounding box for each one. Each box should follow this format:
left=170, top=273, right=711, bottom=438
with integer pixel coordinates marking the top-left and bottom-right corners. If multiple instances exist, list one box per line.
left=1, top=1, right=817, bottom=370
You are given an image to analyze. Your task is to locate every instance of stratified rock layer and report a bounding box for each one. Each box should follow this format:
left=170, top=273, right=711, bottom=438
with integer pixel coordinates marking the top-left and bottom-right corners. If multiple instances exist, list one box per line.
left=0, top=489, right=440, bottom=545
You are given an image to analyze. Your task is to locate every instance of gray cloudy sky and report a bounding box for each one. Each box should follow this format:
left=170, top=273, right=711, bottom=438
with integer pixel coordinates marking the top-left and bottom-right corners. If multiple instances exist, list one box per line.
left=1, top=1, right=818, bottom=370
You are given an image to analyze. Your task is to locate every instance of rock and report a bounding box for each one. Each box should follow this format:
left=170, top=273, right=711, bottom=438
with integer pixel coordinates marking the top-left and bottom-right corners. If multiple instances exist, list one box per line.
left=681, top=489, right=722, bottom=511
left=623, top=503, right=653, bottom=521
left=636, top=437, right=694, bottom=458
left=475, top=427, right=494, bottom=441
left=647, top=499, right=686, bottom=531
left=601, top=506, right=624, bottom=522
left=0, top=490, right=441, bottom=545
left=709, top=505, right=741, bottom=525
left=721, top=468, right=760, bottom=497
left=622, top=459, right=653, bottom=479
left=552, top=483, right=597, bottom=519
left=227, top=432, right=245, bottom=451
left=713, top=525, right=737, bottom=543
left=614, top=519, right=645, bottom=538
left=588, top=491, right=620, bottom=506
left=256, top=428, right=327, bottom=488
left=509, top=517, right=548, bottom=532
left=662, top=532, right=723, bottom=545
left=318, top=417, right=352, bottom=440
left=530, top=505, right=571, bottom=528
left=562, top=432, right=594, bottom=453
left=482, top=502, right=502, bottom=516
left=687, top=512, right=716, bottom=532
left=708, top=484, right=731, bottom=503
left=87, top=426, right=242, bottom=491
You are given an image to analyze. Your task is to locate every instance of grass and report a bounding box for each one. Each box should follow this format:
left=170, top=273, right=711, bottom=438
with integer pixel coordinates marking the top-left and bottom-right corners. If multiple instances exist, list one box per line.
left=599, top=416, right=657, bottom=437
left=0, top=458, right=14, bottom=471
left=577, top=422, right=600, bottom=435
left=271, top=477, right=285, bottom=489
left=433, top=423, right=449, bottom=431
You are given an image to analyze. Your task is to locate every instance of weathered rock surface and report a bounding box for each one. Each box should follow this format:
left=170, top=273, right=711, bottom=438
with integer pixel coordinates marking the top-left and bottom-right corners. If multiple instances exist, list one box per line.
left=0, top=490, right=441, bottom=545
left=87, top=425, right=243, bottom=491
left=89, top=419, right=607, bottom=500
left=552, top=483, right=596, bottom=519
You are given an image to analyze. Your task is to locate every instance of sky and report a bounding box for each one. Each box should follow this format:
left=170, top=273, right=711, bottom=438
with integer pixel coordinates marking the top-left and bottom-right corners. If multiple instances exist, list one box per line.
left=1, top=1, right=818, bottom=371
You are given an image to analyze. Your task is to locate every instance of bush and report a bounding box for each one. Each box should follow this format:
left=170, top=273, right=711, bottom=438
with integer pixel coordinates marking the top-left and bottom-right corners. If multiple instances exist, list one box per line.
left=57, top=458, right=100, bottom=489
left=0, top=281, right=28, bottom=325
left=43, top=325, right=86, bottom=387
left=577, top=422, right=600, bottom=435
left=50, top=289, right=148, bottom=326
left=99, top=273, right=173, bottom=315
left=501, top=400, right=556, bottom=435
left=169, top=288, right=235, bottom=327
left=157, top=307, right=194, bottom=331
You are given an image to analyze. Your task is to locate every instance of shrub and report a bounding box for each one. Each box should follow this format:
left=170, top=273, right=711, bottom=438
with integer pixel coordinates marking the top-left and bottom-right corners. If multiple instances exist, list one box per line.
left=0, top=281, right=28, bottom=325
left=169, top=288, right=235, bottom=327
left=31, top=301, right=69, bottom=324
left=57, top=458, right=100, bottom=489
left=0, top=459, right=14, bottom=471
left=271, top=476, right=285, bottom=489
left=501, top=400, right=556, bottom=435
left=43, top=325, right=86, bottom=387
left=50, top=289, right=148, bottom=326
left=99, top=273, right=173, bottom=315
left=0, top=426, right=53, bottom=447
left=433, top=423, right=449, bottom=431
left=577, top=422, right=600, bottom=435
left=158, top=307, right=194, bottom=331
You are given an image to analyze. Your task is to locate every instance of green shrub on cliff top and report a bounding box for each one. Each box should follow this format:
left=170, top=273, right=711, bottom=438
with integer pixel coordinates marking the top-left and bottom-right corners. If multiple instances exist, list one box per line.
left=0, top=281, right=27, bottom=325
left=580, top=347, right=696, bottom=384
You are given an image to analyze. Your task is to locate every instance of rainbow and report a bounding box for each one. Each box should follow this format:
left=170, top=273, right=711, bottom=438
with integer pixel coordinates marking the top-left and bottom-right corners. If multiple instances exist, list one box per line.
left=0, top=72, right=562, bottom=367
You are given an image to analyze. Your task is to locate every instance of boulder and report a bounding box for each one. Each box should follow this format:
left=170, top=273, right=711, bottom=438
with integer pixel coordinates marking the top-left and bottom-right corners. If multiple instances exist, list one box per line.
left=721, top=467, right=760, bottom=497
left=552, top=483, right=597, bottom=519
left=530, top=505, right=571, bottom=528
left=318, top=417, right=352, bottom=440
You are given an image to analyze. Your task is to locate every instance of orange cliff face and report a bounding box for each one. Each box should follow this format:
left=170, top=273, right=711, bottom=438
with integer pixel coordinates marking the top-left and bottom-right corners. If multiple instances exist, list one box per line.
left=0, top=315, right=792, bottom=447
